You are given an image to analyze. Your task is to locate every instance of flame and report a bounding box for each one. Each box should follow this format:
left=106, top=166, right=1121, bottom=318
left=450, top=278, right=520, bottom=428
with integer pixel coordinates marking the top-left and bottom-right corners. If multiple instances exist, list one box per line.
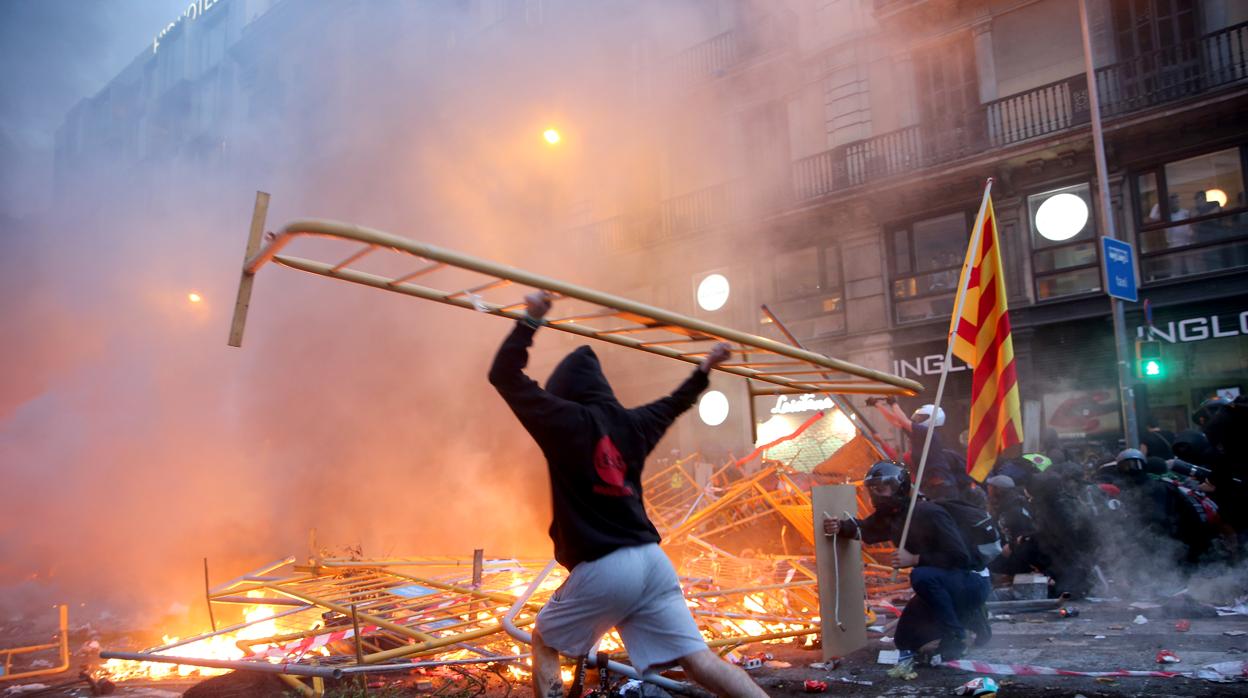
left=102, top=593, right=320, bottom=681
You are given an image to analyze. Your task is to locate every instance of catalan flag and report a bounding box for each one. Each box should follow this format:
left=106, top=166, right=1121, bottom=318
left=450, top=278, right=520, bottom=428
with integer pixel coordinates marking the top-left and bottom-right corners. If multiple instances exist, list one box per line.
left=951, top=182, right=1023, bottom=482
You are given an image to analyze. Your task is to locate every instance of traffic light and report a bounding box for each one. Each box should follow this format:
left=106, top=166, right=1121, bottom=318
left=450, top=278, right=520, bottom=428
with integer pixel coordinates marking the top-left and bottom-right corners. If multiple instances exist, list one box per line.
left=1136, top=338, right=1164, bottom=379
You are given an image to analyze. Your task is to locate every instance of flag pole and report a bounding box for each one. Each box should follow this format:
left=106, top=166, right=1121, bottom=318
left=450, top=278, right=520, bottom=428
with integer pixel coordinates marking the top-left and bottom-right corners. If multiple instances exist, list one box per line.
left=896, top=178, right=993, bottom=555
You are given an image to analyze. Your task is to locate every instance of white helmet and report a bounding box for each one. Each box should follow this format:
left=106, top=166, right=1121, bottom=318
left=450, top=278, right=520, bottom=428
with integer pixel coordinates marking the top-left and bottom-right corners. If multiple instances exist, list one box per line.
left=911, top=404, right=946, bottom=427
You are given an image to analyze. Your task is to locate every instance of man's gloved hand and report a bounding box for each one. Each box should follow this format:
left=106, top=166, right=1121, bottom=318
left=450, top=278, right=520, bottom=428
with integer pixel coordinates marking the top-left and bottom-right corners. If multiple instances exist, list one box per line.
left=524, top=291, right=553, bottom=321
left=699, top=342, right=732, bottom=374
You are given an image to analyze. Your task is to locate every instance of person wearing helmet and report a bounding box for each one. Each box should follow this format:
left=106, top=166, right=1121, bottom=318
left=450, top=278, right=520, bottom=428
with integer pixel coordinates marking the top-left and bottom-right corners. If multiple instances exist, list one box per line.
left=823, top=461, right=990, bottom=662
left=1139, top=416, right=1175, bottom=460
left=1192, top=396, right=1230, bottom=430
left=867, top=396, right=963, bottom=501
left=1199, top=396, right=1248, bottom=541
left=1105, top=448, right=1217, bottom=567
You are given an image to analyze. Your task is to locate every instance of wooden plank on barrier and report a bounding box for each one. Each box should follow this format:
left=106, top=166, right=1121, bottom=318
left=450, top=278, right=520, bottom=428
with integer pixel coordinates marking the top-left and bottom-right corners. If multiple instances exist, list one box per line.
left=228, top=191, right=271, bottom=348
left=812, top=484, right=867, bottom=660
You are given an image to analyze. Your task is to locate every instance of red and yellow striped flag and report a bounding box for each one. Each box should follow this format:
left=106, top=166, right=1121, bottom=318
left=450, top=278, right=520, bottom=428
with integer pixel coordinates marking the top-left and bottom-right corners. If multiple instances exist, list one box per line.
left=951, top=184, right=1023, bottom=481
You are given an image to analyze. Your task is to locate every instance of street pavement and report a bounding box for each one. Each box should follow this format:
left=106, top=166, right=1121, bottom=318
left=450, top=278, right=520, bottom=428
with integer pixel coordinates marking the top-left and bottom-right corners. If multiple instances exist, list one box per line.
left=750, top=597, right=1248, bottom=697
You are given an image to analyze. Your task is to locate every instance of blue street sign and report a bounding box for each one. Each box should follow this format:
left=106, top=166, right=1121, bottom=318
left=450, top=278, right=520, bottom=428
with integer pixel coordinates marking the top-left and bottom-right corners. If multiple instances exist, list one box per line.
left=1102, top=237, right=1137, bottom=302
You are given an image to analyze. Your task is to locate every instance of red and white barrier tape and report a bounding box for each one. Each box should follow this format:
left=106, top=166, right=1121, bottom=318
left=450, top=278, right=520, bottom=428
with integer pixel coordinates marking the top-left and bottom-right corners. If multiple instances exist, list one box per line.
left=942, top=658, right=1248, bottom=682
left=253, top=625, right=378, bottom=659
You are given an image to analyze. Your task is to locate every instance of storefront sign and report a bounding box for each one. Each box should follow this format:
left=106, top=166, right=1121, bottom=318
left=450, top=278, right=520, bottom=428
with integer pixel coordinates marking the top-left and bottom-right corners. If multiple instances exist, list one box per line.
left=891, top=353, right=970, bottom=379
left=153, top=0, right=221, bottom=53
left=1136, top=310, right=1248, bottom=344
left=770, top=394, right=836, bottom=414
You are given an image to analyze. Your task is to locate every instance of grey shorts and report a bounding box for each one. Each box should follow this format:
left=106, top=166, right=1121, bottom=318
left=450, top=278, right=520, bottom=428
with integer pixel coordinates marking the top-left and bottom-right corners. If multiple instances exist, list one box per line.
left=535, top=544, right=706, bottom=674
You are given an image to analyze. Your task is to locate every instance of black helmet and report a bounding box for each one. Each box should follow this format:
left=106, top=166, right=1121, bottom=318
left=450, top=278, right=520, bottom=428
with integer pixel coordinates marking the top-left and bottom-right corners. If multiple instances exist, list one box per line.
left=1115, top=448, right=1146, bottom=473
left=864, top=460, right=912, bottom=512
left=1192, top=396, right=1230, bottom=427
left=1173, top=429, right=1214, bottom=464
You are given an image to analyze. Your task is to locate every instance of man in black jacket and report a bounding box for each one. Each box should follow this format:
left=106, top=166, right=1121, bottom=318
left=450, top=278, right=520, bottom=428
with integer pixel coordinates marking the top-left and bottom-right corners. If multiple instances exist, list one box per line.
left=489, top=292, right=765, bottom=698
left=824, top=461, right=990, bottom=662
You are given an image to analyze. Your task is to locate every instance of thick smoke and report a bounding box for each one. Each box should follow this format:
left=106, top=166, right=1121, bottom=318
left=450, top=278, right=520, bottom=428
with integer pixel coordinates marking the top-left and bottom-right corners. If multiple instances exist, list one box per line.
left=0, top=0, right=788, bottom=632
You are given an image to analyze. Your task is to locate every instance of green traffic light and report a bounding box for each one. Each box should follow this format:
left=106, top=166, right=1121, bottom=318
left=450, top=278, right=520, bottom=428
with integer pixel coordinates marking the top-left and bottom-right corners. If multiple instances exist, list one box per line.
left=1143, top=359, right=1162, bottom=377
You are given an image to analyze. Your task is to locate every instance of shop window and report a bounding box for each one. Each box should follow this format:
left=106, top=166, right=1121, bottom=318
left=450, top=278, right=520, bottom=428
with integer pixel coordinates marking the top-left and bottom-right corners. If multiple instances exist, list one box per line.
left=889, top=211, right=967, bottom=323
left=766, top=245, right=844, bottom=338
left=1134, top=146, right=1248, bottom=282
left=1028, top=183, right=1101, bottom=300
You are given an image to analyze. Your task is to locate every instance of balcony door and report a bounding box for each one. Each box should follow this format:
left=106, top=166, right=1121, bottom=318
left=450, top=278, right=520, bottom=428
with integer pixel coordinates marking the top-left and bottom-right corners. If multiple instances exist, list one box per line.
left=1110, top=0, right=1201, bottom=106
left=912, top=33, right=984, bottom=163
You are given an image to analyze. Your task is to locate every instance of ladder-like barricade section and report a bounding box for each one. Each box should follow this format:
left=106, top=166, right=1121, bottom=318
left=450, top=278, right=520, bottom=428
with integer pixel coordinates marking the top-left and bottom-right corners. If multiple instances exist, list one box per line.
left=229, top=202, right=921, bottom=399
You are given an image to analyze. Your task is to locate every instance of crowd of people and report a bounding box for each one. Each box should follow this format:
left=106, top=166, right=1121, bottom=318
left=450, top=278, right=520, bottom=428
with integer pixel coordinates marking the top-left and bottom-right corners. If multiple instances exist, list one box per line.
left=822, top=393, right=1246, bottom=669
left=489, top=289, right=1245, bottom=695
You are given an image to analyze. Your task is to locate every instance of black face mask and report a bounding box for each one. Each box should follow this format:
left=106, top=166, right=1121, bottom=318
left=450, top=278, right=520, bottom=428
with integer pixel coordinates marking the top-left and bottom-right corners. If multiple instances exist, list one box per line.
left=869, top=486, right=903, bottom=513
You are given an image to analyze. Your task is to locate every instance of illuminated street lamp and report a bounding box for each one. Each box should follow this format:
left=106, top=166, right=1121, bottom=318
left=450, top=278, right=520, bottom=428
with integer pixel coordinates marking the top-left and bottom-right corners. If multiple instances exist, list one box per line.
left=698, top=390, right=729, bottom=426
left=696, top=273, right=730, bottom=311
left=543, top=128, right=561, bottom=145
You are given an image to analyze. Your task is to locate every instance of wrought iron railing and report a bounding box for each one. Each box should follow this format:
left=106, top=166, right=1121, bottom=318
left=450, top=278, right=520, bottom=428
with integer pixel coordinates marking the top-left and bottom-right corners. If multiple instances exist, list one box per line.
left=794, top=21, right=1247, bottom=201
left=1097, top=20, right=1247, bottom=117
left=670, top=30, right=738, bottom=85
left=987, top=74, right=1090, bottom=147
left=665, top=13, right=785, bottom=86
left=660, top=182, right=740, bottom=238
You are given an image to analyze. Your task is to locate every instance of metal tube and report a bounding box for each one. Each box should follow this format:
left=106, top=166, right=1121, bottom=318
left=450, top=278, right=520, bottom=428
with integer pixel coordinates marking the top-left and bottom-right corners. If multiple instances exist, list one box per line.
left=147, top=605, right=311, bottom=653
left=1079, top=0, right=1139, bottom=451
left=211, top=596, right=310, bottom=606
left=760, top=304, right=890, bottom=456
left=204, top=558, right=217, bottom=633
left=0, top=605, right=70, bottom=682
left=209, top=556, right=297, bottom=594
left=254, top=217, right=923, bottom=394
left=98, top=651, right=345, bottom=680
left=335, top=655, right=531, bottom=674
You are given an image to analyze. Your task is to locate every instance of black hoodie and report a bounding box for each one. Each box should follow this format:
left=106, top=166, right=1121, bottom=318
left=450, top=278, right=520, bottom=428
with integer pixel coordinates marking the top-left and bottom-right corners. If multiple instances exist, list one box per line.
left=489, top=320, right=710, bottom=569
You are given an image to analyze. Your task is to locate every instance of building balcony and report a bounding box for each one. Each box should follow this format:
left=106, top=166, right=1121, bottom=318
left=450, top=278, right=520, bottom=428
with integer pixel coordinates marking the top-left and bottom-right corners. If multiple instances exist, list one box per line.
left=659, top=181, right=743, bottom=239
left=663, top=12, right=787, bottom=87
left=793, top=21, right=1247, bottom=202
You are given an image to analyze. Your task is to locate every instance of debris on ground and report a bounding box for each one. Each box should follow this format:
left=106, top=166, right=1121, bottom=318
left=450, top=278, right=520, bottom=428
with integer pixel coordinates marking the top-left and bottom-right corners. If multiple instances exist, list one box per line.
left=953, top=676, right=999, bottom=696
left=1156, top=649, right=1181, bottom=664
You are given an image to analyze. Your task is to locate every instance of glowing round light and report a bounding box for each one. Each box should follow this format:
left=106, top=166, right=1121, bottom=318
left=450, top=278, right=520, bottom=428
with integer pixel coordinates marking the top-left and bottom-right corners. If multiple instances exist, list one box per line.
left=1035, top=192, right=1089, bottom=241
left=696, top=273, right=730, bottom=311
left=543, top=128, right=561, bottom=145
left=187, top=292, right=203, bottom=303
left=698, top=390, right=730, bottom=426
left=1205, top=188, right=1228, bottom=207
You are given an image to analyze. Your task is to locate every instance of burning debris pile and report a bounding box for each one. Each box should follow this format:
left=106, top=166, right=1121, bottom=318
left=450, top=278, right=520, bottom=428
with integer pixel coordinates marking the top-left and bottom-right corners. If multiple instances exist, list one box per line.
left=73, top=412, right=903, bottom=695
left=0, top=206, right=922, bottom=695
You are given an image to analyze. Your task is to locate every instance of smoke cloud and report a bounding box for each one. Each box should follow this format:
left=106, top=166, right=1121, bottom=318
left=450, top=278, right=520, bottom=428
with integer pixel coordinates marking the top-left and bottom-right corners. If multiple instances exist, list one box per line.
left=0, top=1, right=794, bottom=631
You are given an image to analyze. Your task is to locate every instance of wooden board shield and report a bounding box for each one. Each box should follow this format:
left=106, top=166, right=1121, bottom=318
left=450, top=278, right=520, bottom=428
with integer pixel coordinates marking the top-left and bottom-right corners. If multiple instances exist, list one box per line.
left=812, top=484, right=867, bottom=660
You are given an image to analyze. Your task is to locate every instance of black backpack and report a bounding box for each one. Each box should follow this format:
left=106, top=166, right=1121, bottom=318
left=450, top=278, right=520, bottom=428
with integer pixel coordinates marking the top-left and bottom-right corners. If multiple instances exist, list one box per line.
left=936, top=499, right=1003, bottom=569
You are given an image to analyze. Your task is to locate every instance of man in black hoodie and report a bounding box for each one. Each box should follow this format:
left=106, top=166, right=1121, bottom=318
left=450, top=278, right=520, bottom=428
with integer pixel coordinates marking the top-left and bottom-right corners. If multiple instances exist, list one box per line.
left=489, top=292, right=766, bottom=698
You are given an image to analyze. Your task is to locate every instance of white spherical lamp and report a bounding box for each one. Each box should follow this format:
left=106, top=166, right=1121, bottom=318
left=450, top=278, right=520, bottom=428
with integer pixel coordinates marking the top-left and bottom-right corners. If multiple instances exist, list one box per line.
left=1035, top=193, right=1089, bottom=242
left=697, top=273, right=730, bottom=311
left=698, top=390, right=730, bottom=426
